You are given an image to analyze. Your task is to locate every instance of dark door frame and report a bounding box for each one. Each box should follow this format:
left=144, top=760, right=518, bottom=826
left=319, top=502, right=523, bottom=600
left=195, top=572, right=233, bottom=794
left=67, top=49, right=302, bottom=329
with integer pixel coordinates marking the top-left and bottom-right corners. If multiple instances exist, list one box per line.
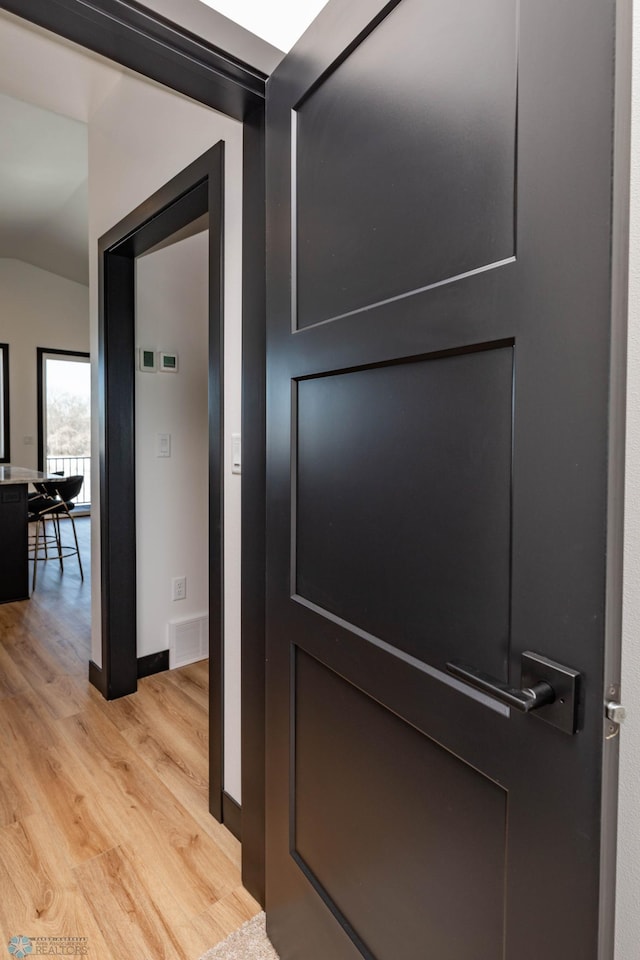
left=36, top=347, right=91, bottom=474
left=94, top=144, right=225, bottom=824
left=0, top=0, right=267, bottom=903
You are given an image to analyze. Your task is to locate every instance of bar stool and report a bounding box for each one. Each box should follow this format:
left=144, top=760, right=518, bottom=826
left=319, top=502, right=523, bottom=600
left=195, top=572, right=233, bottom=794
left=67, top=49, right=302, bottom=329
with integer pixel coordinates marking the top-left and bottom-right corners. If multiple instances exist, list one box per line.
left=28, top=472, right=63, bottom=564
left=28, top=475, right=84, bottom=589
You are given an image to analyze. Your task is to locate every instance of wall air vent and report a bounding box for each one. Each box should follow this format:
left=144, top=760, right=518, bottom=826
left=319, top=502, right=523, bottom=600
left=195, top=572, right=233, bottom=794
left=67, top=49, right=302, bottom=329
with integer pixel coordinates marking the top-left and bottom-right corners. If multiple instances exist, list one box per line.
left=168, top=614, right=208, bottom=668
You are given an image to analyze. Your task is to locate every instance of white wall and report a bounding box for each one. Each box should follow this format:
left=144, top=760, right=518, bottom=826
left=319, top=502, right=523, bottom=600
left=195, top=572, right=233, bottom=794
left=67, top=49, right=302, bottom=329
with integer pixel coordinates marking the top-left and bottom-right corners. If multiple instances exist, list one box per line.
left=135, top=232, right=209, bottom=660
left=88, top=73, right=243, bottom=803
left=0, top=258, right=89, bottom=468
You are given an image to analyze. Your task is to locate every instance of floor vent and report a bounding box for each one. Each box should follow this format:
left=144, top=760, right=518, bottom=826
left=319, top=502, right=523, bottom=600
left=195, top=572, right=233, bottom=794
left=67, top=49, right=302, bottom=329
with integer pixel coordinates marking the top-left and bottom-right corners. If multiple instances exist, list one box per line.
left=168, top=614, right=208, bottom=668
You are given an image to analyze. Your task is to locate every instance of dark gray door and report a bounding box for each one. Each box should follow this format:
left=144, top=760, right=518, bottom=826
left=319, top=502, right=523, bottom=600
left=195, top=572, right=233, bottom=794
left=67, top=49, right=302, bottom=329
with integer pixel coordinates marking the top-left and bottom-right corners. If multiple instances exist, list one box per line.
left=265, top=1, right=627, bottom=957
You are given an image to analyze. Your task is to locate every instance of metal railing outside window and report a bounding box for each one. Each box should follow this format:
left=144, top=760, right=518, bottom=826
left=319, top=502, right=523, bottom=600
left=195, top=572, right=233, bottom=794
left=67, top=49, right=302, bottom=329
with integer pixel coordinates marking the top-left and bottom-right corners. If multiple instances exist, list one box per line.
left=46, top=456, right=91, bottom=507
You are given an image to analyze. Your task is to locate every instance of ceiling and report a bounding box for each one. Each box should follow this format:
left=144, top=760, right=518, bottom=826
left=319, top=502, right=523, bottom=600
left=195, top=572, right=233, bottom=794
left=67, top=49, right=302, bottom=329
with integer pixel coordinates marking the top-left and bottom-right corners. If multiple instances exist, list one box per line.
left=0, top=10, right=124, bottom=285
left=0, top=93, right=89, bottom=285
left=198, top=0, right=330, bottom=52
left=0, top=0, right=328, bottom=287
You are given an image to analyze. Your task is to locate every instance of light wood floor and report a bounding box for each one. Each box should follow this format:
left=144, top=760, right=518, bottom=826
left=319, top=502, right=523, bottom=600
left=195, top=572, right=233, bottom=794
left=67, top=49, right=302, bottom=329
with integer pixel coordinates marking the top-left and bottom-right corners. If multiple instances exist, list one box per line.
left=0, top=517, right=259, bottom=959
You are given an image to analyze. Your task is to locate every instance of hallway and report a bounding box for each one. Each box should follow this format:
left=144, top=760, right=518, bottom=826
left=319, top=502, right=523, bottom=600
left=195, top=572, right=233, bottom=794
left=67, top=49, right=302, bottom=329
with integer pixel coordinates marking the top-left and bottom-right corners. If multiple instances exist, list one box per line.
left=0, top=517, right=257, bottom=959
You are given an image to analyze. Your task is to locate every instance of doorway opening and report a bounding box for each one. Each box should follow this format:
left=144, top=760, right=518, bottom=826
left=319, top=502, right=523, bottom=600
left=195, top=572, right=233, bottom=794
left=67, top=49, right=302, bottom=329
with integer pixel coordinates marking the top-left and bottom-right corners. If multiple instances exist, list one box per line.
left=0, top=0, right=268, bottom=897
left=93, top=143, right=226, bottom=822
left=37, top=347, right=91, bottom=509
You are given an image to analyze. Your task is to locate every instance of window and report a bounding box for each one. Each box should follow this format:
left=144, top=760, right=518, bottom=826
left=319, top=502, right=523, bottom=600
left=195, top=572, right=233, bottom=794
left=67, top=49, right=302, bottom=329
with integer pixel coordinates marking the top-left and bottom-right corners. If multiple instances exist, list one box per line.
left=37, top=348, right=91, bottom=506
left=0, top=343, right=9, bottom=463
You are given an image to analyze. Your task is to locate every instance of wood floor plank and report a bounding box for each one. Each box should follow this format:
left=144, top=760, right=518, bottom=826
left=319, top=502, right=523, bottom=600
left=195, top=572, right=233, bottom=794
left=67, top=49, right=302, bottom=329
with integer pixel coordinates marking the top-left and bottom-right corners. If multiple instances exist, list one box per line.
left=164, top=658, right=210, bottom=711
left=0, top=521, right=251, bottom=958
left=75, top=845, right=190, bottom=960
left=190, top=657, right=209, bottom=682
left=96, top=690, right=139, bottom=732
left=58, top=699, right=239, bottom=914
left=24, top=746, right=115, bottom=866
left=121, top=721, right=242, bottom=865
left=115, top=839, right=191, bottom=932
left=133, top=673, right=209, bottom=755
left=100, top=670, right=241, bottom=866
left=0, top=686, right=59, bottom=754
left=117, top=714, right=242, bottom=870
left=0, top=814, right=112, bottom=952
left=31, top=673, right=95, bottom=721
left=0, top=694, right=117, bottom=865
left=118, top=717, right=208, bottom=815
left=0, top=748, right=35, bottom=827
left=16, top=602, right=88, bottom=674
left=177, top=885, right=262, bottom=958
left=0, top=636, right=30, bottom=700
left=118, top=687, right=208, bottom=784
left=0, top=624, right=62, bottom=685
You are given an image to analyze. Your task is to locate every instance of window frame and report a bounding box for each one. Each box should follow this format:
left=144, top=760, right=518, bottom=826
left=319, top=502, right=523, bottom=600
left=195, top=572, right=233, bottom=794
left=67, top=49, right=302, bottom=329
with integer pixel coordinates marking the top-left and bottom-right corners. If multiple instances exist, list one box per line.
left=0, top=343, right=10, bottom=463
left=36, top=347, right=90, bottom=473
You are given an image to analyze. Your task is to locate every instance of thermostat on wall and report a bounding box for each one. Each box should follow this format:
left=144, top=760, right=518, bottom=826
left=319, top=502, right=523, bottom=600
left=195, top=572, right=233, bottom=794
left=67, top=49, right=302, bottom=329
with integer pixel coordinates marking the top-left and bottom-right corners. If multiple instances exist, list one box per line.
left=139, top=347, right=156, bottom=372
left=159, top=351, right=179, bottom=372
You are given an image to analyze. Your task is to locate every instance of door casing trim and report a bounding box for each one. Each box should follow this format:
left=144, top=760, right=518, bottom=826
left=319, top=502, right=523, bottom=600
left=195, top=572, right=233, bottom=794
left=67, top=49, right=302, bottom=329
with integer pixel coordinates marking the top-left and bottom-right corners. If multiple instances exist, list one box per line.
left=95, top=144, right=225, bottom=822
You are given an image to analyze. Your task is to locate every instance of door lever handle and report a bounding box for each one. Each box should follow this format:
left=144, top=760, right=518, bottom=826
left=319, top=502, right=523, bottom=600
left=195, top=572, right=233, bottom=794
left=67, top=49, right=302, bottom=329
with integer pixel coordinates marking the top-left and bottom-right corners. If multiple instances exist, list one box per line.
left=446, top=651, right=581, bottom=734
left=446, top=661, right=555, bottom=712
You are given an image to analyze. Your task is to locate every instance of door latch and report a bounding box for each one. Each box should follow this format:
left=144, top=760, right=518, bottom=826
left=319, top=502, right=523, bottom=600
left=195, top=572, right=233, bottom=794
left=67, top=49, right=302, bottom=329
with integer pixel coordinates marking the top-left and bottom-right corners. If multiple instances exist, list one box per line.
left=606, top=701, right=626, bottom=725
left=607, top=700, right=627, bottom=724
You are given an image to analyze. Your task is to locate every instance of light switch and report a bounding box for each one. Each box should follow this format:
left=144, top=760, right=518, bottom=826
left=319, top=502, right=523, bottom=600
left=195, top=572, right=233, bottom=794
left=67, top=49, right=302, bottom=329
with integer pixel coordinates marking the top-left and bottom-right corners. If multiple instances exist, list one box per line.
left=232, top=433, right=241, bottom=474
left=157, top=433, right=171, bottom=458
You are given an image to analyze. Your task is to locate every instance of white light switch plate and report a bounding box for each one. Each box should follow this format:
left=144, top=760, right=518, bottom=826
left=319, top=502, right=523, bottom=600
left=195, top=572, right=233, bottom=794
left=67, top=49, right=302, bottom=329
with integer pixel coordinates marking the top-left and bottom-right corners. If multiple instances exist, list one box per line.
left=157, top=433, right=171, bottom=458
left=232, top=433, right=241, bottom=474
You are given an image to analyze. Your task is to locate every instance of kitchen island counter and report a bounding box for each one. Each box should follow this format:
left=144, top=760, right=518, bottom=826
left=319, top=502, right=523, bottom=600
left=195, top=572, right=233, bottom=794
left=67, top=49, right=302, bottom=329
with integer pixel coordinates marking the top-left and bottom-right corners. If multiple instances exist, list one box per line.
left=0, top=465, right=60, bottom=601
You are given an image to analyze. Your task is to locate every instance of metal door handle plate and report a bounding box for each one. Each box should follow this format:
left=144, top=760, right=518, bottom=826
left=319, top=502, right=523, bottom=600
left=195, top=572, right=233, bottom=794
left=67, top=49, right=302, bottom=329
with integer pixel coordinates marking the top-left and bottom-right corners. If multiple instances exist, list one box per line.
left=446, top=651, right=581, bottom=735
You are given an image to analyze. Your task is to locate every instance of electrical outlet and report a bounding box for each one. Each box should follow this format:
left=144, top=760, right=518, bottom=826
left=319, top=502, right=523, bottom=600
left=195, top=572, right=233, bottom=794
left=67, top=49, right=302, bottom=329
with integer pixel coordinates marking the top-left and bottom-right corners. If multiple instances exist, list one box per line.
left=172, top=576, right=186, bottom=601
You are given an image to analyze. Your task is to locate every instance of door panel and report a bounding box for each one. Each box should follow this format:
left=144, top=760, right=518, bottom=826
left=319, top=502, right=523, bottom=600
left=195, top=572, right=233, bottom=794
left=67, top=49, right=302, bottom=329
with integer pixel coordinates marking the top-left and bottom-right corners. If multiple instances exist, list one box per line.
left=266, top=0, right=624, bottom=957
left=295, top=345, right=513, bottom=677
left=294, top=0, right=517, bottom=329
left=294, top=649, right=507, bottom=960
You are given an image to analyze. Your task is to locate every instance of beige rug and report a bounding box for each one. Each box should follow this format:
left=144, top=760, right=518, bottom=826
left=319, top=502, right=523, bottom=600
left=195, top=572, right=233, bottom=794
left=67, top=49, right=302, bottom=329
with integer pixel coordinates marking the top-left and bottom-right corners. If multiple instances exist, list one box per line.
left=198, top=912, right=280, bottom=960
